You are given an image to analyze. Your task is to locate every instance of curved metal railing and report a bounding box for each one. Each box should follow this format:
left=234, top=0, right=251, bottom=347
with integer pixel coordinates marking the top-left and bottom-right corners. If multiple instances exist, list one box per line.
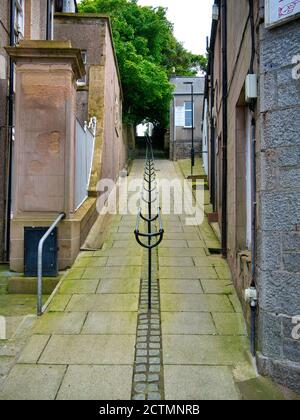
left=134, top=136, right=164, bottom=310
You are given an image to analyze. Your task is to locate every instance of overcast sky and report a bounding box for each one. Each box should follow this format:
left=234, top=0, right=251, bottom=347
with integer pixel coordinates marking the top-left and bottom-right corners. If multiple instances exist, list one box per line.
left=138, top=0, right=214, bottom=55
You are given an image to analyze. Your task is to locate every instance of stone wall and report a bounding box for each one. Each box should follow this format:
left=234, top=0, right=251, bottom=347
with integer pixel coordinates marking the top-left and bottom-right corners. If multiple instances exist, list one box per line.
left=256, top=2, right=300, bottom=392
left=101, top=23, right=126, bottom=182
left=54, top=14, right=126, bottom=194
left=54, top=13, right=106, bottom=125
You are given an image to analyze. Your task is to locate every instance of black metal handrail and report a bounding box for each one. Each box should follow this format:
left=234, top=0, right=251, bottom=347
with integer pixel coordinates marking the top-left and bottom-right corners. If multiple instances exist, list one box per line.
left=134, top=136, right=164, bottom=310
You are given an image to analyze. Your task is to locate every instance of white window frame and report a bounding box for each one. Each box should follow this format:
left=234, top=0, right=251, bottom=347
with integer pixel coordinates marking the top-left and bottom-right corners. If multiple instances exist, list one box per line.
left=77, top=50, right=87, bottom=87
left=15, top=0, right=25, bottom=40
left=48, top=0, right=55, bottom=40
left=245, top=110, right=253, bottom=250
left=184, top=101, right=194, bottom=128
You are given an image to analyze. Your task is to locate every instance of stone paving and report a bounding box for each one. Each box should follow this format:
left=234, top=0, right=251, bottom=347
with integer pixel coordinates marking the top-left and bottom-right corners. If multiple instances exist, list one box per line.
left=132, top=246, right=164, bottom=401
left=0, top=159, right=298, bottom=400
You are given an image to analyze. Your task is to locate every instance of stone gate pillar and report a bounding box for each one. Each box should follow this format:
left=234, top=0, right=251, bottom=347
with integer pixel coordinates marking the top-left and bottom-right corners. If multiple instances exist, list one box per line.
left=6, top=40, right=85, bottom=272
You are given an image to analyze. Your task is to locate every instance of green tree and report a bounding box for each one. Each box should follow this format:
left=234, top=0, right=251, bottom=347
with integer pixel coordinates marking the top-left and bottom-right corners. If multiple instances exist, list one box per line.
left=79, top=0, right=207, bottom=127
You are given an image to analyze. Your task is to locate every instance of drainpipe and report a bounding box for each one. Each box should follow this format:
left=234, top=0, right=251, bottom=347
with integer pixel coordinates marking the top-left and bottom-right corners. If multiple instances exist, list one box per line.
left=208, top=0, right=219, bottom=212
left=221, top=0, right=228, bottom=258
left=250, top=117, right=258, bottom=356
left=5, top=0, right=15, bottom=262
left=46, top=0, right=52, bottom=40
left=249, top=0, right=258, bottom=357
left=244, top=0, right=258, bottom=357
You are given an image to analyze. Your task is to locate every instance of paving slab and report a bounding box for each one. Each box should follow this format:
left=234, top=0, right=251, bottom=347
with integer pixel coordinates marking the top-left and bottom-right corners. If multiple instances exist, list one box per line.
left=159, top=248, right=206, bottom=257
left=161, top=294, right=234, bottom=312
left=39, top=335, right=136, bottom=365
left=97, top=279, right=140, bottom=294
left=161, top=312, right=216, bottom=335
left=109, top=233, right=138, bottom=241
left=64, top=269, right=85, bottom=280
left=66, top=294, right=139, bottom=312
left=215, top=265, right=233, bottom=280
left=77, top=251, right=95, bottom=258
left=118, top=226, right=138, bottom=233
left=98, top=248, right=143, bottom=257
left=159, top=280, right=203, bottom=294
left=163, top=335, right=249, bottom=365
left=112, top=241, right=141, bottom=249
left=160, top=240, right=188, bottom=248
left=17, top=335, right=50, bottom=363
left=82, top=312, right=137, bottom=335
left=201, top=279, right=234, bottom=294
left=0, top=295, right=38, bottom=316
left=229, top=295, right=243, bottom=313
left=88, top=258, right=109, bottom=267
left=47, top=295, right=71, bottom=312
left=159, top=257, right=194, bottom=267
left=187, top=240, right=206, bottom=248
left=83, top=266, right=141, bottom=280
left=164, top=366, right=240, bottom=400
left=32, top=313, right=87, bottom=335
left=107, top=256, right=142, bottom=267
left=58, top=279, right=99, bottom=295
left=0, top=364, right=66, bottom=400
left=159, top=266, right=217, bottom=279
left=57, top=365, right=133, bottom=400
left=193, top=256, right=228, bottom=267
left=212, top=313, right=247, bottom=336
left=164, top=233, right=200, bottom=241
left=73, top=257, right=96, bottom=268
left=0, top=356, right=17, bottom=377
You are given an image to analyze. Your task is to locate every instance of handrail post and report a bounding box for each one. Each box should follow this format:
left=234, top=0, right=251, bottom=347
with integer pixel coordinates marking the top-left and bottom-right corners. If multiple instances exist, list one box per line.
left=37, top=212, right=66, bottom=316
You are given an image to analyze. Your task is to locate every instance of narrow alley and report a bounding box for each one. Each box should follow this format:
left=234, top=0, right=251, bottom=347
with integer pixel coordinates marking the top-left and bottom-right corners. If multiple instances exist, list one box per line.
left=0, top=158, right=295, bottom=401
left=0, top=0, right=299, bottom=404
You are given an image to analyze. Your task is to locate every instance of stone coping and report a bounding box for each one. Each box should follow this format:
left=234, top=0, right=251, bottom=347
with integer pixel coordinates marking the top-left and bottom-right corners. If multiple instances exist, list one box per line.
left=5, top=40, right=85, bottom=80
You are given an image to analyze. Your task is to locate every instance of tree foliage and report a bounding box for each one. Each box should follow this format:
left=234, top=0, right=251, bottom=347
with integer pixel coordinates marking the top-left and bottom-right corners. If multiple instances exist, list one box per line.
left=78, top=0, right=207, bottom=126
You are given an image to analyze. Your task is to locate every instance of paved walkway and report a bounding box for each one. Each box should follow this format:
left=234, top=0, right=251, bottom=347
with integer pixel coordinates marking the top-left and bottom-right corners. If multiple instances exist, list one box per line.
left=157, top=160, right=251, bottom=400
left=0, top=159, right=296, bottom=400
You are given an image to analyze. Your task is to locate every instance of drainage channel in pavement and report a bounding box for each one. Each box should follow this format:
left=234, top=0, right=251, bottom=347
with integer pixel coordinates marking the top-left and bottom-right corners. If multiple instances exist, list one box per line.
left=131, top=245, right=165, bottom=401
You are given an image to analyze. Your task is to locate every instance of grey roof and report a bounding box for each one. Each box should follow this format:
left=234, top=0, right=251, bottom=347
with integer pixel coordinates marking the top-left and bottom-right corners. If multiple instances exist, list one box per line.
left=170, top=76, right=205, bottom=95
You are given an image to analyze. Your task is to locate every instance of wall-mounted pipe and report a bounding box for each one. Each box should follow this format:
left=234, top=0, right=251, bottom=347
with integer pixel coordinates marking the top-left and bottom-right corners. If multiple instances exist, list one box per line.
left=221, top=0, right=228, bottom=258
left=248, top=0, right=258, bottom=357
left=46, top=0, right=52, bottom=40
left=207, top=0, right=219, bottom=212
left=5, top=0, right=15, bottom=262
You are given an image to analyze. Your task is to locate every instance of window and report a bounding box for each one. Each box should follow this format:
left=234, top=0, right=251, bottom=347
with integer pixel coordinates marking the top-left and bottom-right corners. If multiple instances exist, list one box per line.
left=245, top=110, right=253, bottom=250
left=184, top=101, right=194, bottom=128
left=236, top=105, right=253, bottom=251
left=15, top=0, right=25, bottom=41
left=77, top=51, right=87, bottom=86
left=47, top=0, right=55, bottom=40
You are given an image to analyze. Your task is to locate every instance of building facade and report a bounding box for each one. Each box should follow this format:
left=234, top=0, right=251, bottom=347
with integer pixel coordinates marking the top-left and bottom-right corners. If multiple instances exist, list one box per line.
left=203, top=0, right=300, bottom=392
left=0, top=0, right=53, bottom=263
left=169, top=76, right=204, bottom=161
left=1, top=2, right=126, bottom=272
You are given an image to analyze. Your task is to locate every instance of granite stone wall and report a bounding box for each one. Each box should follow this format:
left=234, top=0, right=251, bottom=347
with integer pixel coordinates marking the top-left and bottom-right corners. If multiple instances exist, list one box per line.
left=256, top=3, right=300, bottom=392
